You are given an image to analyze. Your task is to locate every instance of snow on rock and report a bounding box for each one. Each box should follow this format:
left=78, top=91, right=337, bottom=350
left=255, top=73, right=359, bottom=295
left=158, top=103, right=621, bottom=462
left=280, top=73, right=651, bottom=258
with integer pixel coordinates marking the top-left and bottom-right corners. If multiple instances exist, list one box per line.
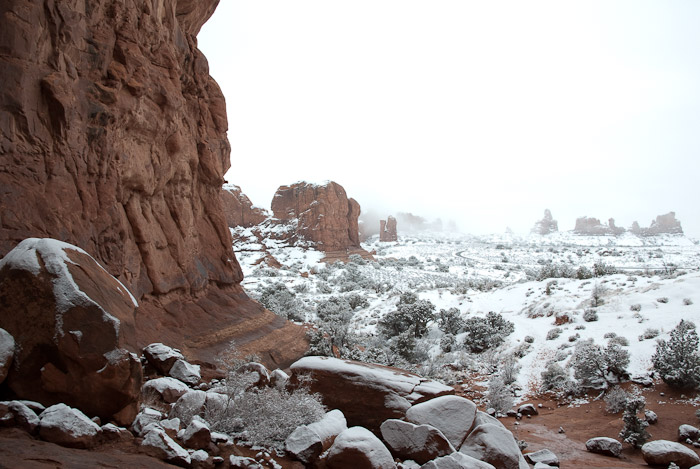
left=38, top=403, right=101, bottom=448
left=169, top=359, right=201, bottom=386
left=380, top=418, right=455, bottom=464
left=290, top=356, right=453, bottom=432
left=131, top=407, right=163, bottom=437
left=680, top=425, right=700, bottom=442
left=325, top=426, right=395, bottom=469
left=141, top=425, right=191, bottom=467
left=422, top=451, right=497, bottom=469
left=524, top=449, right=559, bottom=466
left=101, top=423, right=133, bottom=442
left=0, top=328, right=14, bottom=384
left=6, top=401, right=39, bottom=434
left=270, top=369, right=289, bottom=388
left=142, top=377, right=190, bottom=404
left=229, top=455, right=263, bottom=468
left=285, top=409, right=347, bottom=464
left=182, top=416, right=211, bottom=450
left=517, top=404, right=538, bottom=416
left=143, top=343, right=185, bottom=375
left=459, top=423, right=529, bottom=469
left=0, top=238, right=142, bottom=425
left=237, top=362, right=271, bottom=387
left=170, top=390, right=207, bottom=425
left=642, top=440, right=700, bottom=468
left=191, top=449, right=210, bottom=464
left=405, top=395, right=477, bottom=449
left=585, top=437, right=622, bottom=458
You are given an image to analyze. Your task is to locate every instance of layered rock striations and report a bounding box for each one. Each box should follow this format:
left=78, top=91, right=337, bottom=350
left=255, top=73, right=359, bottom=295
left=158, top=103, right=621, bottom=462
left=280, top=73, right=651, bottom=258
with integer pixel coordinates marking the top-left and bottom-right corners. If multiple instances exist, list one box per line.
left=0, top=1, right=307, bottom=369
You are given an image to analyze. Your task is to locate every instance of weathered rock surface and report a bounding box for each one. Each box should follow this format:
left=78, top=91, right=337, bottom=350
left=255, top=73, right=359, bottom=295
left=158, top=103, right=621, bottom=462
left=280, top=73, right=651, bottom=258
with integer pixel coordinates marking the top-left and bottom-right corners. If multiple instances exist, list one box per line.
left=3, top=401, right=39, bottom=434
left=142, top=377, right=190, bottom=404
left=289, top=356, right=454, bottom=432
left=169, top=359, right=201, bottom=386
left=422, top=452, right=497, bottom=469
left=524, top=449, right=559, bottom=466
left=0, top=328, right=14, bottom=385
left=182, top=417, right=211, bottom=450
left=0, top=239, right=142, bottom=424
left=142, top=425, right=191, bottom=467
left=222, top=184, right=268, bottom=228
left=380, top=418, right=455, bottom=464
left=641, top=440, right=700, bottom=468
left=131, top=407, right=164, bottom=437
left=38, top=403, right=102, bottom=449
left=325, top=426, right=395, bottom=469
left=459, top=423, right=529, bottom=469
left=574, top=216, right=623, bottom=236
left=271, top=181, right=363, bottom=252
left=406, top=395, right=477, bottom=449
left=647, top=212, right=684, bottom=236
left=286, top=409, right=347, bottom=464
left=380, top=216, right=398, bottom=242
left=585, top=437, right=622, bottom=458
left=680, top=425, right=700, bottom=442
left=143, top=343, right=185, bottom=375
left=531, top=209, right=559, bottom=235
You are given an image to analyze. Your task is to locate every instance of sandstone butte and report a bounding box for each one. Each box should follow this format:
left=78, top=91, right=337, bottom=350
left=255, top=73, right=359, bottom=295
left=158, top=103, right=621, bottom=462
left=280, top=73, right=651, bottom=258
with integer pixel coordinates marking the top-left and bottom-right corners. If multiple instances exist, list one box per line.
left=0, top=0, right=307, bottom=370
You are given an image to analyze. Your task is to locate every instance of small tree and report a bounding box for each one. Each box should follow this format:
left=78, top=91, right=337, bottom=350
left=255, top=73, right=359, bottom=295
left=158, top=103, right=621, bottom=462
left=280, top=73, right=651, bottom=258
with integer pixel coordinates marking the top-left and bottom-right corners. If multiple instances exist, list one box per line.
left=437, top=307, right=465, bottom=335
left=619, top=396, right=650, bottom=448
left=540, top=362, right=570, bottom=392
left=378, top=293, right=435, bottom=339
left=652, top=320, right=700, bottom=389
left=463, top=312, right=515, bottom=353
left=570, top=339, right=629, bottom=389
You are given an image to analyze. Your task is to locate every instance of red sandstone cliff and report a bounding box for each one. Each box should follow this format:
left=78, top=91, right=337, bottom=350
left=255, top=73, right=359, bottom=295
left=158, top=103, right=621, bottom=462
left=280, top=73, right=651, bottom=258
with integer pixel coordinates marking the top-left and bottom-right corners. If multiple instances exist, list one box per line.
left=221, top=184, right=268, bottom=228
left=0, top=0, right=306, bottom=368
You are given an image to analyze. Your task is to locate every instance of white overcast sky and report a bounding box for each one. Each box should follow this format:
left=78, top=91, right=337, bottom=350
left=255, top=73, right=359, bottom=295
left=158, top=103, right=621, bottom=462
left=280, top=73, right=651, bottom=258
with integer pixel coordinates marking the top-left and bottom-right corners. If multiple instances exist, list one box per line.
left=198, top=1, right=700, bottom=237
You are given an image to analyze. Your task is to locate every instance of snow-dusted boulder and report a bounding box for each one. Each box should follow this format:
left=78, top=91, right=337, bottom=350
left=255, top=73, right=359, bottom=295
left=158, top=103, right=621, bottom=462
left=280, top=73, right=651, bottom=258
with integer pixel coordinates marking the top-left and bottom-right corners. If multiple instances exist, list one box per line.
left=524, top=449, right=559, bottom=466
left=160, top=417, right=181, bottom=438
left=143, top=343, right=185, bottom=375
left=142, top=377, right=190, bottom=404
left=460, top=423, right=529, bottom=469
left=229, top=455, right=263, bottom=468
left=517, top=404, right=538, bottom=416
left=285, top=409, right=347, bottom=463
left=182, top=417, right=211, bottom=450
left=473, top=410, right=501, bottom=427
left=585, top=437, right=622, bottom=457
left=421, top=451, right=496, bottom=469
left=101, top=423, right=133, bottom=442
left=170, top=390, right=207, bottom=425
left=642, top=440, right=700, bottom=468
left=38, top=403, right=102, bottom=448
left=6, top=401, right=39, bottom=434
left=141, top=425, right=191, bottom=467
left=405, top=395, right=477, bottom=448
left=290, top=356, right=453, bottom=432
left=237, top=362, right=271, bottom=387
left=0, top=239, right=142, bottom=425
left=191, top=449, right=211, bottom=467
left=645, top=410, right=658, bottom=424
left=131, top=407, right=163, bottom=436
left=270, top=369, right=289, bottom=388
left=325, top=426, right=395, bottom=468
left=680, top=425, right=700, bottom=442
left=380, top=418, right=455, bottom=464
left=0, top=328, right=14, bottom=384
left=169, top=359, right=201, bottom=386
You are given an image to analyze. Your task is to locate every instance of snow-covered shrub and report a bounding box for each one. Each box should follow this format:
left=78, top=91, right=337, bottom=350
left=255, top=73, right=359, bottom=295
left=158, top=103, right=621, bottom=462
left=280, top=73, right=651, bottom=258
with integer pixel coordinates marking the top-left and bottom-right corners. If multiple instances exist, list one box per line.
left=440, top=334, right=456, bottom=353
left=546, top=328, right=562, bottom=341
left=524, top=335, right=535, bottom=344
left=583, top=309, right=599, bottom=322
left=684, top=298, right=694, bottom=306
left=591, top=283, right=606, bottom=307
left=316, top=296, right=352, bottom=320
left=540, top=362, right=570, bottom=392
left=348, top=253, right=366, bottom=265
left=638, top=328, right=659, bottom=341
left=604, top=332, right=617, bottom=339
left=462, top=312, right=514, bottom=353
left=609, top=336, right=629, bottom=347
left=486, top=376, right=513, bottom=413
left=568, top=334, right=580, bottom=343
left=630, top=303, right=641, bottom=312
left=570, top=339, right=629, bottom=389
left=604, top=386, right=629, bottom=414
left=576, top=265, right=593, bottom=280
left=652, top=320, right=700, bottom=389
left=593, top=261, right=617, bottom=277
left=292, top=283, right=309, bottom=293
left=437, top=307, right=465, bottom=335
left=499, top=354, right=520, bottom=386
left=619, top=396, right=650, bottom=448
left=345, top=293, right=369, bottom=310
left=656, top=297, right=669, bottom=304
left=257, top=282, right=305, bottom=321
left=378, top=293, right=435, bottom=339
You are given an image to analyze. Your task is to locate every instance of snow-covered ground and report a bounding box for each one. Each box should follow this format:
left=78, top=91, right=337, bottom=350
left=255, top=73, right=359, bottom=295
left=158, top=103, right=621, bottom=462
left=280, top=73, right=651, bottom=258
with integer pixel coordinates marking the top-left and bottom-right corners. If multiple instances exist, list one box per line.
left=233, top=230, right=700, bottom=399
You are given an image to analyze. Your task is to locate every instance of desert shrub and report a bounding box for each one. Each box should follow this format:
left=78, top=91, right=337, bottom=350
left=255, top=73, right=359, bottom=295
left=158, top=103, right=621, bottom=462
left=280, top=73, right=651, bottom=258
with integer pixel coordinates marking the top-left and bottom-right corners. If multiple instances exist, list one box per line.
left=652, top=320, right=700, bottom=389
left=292, top=283, right=309, bottom=293
left=583, top=309, right=599, bottom=322
left=378, top=293, right=436, bottom=339
left=463, top=312, right=515, bottom=353
left=656, top=297, right=669, bottom=304
left=684, top=298, right=694, bottom=306
left=524, top=335, right=535, bottom=344
left=591, top=283, right=606, bottom=307
left=440, top=333, right=456, bottom=353
left=546, top=328, right=562, bottom=341
left=593, top=261, right=617, bottom=277
left=499, top=354, right=520, bottom=386
left=348, top=253, right=366, bottom=265
left=609, top=336, right=629, bottom=347
left=570, top=339, right=630, bottom=389
left=437, top=307, right=465, bottom=335
left=540, top=362, right=570, bottom=392
left=604, top=386, right=629, bottom=414
left=619, top=396, right=650, bottom=448
left=638, top=328, right=659, bottom=341
left=568, top=334, right=580, bottom=343
left=316, top=296, right=351, bottom=320
left=576, top=265, right=593, bottom=280
left=532, top=263, right=575, bottom=281
left=604, top=332, right=617, bottom=339
left=345, top=292, right=369, bottom=310
left=486, top=376, right=513, bottom=413
left=630, top=304, right=642, bottom=312
left=257, top=282, right=304, bottom=321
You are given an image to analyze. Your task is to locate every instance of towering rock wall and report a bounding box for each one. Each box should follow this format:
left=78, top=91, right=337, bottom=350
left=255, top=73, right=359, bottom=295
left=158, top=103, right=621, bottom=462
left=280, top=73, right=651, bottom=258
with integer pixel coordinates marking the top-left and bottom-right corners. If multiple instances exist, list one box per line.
left=221, top=184, right=268, bottom=228
left=0, top=1, right=307, bottom=368
left=380, top=216, right=398, bottom=242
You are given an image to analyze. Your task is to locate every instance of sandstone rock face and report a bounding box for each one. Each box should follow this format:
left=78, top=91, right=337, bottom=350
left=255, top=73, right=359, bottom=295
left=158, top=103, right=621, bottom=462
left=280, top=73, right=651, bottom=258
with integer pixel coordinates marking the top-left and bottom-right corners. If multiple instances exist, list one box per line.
left=459, top=423, right=529, bottom=469
left=380, top=216, right=398, bottom=242
left=289, top=356, right=454, bottom=432
left=0, top=239, right=142, bottom=424
left=641, top=440, right=700, bottom=468
left=531, top=209, right=558, bottom=235
left=647, top=212, right=684, bottom=236
left=574, top=216, right=615, bottom=236
left=285, top=409, right=347, bottom=464
left=271, top=182, right=362, bottom=252
left=0, top=328, right=14, bottom=385
left=221, top=184, right=268, bottom=228
left=405, top=395, right=477, bottom=449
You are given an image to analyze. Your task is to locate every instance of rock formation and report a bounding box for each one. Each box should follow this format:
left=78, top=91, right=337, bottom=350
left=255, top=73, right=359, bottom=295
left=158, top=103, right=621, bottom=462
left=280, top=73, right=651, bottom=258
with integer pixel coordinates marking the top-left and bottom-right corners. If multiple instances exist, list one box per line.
left=531, top=209, right=558, bottom=235
left=380, top=216, right=398, bottom=242
left=221, top=184, right=268, bottom=228
left=574, top=216, right=624, bottom=236
left=631, top=212, right=684, bottom=236
left=0, top=0, right=307, bottom=370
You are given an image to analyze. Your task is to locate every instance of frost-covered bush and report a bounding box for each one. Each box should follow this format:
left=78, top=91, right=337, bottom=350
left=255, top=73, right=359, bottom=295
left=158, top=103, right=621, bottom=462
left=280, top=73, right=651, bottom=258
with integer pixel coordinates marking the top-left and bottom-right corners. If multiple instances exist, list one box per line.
left=257, top=282, right=304, bottom=321
left=593, top=261, right=617, bottom=277
left=652, top=320, right=700, bottom=389
left=344, top=293, right=369, bottom=310
left=638, top=328, right=659, bottom=341
left=440, top=333, right=456, bottom=353
left=378, top=293, right=435, bottom=339
left=684, top=298, right=694, bottom=306
left=630, top=303, right=642, bottom=312
left=583, top=309, right=599, bottom=322
left=499, top=354, right=520, bottom=386
left=619, top=396, right=650, bottom=448
left=533, top=263, right=575, bottom=281
left=591, top=283, right=606, bottom=307
left=540, top=362, right=570, bottom=392
left=486, top=376, right=513, bottom=413
left=463, top=312, right=514, bottom=353
left=316, top=296, right=352, bottom=320
left=609, top=336, right=629, bottom=347
left=348, top=253, right=366, bottom=265
left=524, top=335, right=535, bottom=344
left=570, top=339, right=629, bottom=389
left=656, top=297, right=669, bottom=304
left=576, top=265, right=593, bottom=280
left=604, top=386, right=629, bottom=414
left=604, top=332, right=617, bottom=339
left=546, top=328, right=561, bottom=341
left=437, top=307, right=465, bottom=335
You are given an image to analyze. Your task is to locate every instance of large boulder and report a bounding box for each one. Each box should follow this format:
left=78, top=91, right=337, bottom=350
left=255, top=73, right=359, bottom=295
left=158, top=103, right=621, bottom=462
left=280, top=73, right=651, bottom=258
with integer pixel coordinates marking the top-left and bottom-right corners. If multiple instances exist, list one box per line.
left=142, top=377, right=190, bottom=405
left=182, top=417, right=212, bottom=450
left=0, top=328, right=14, bottom=384
left=380, top=418, right=455, bottom=464
left=142, top=425, right=191, bottom=467
left=325, top=426, right=395, bottom=469
left=286, top=409, right=347, bottom=464
left=0, top=239, right=142, bottom=425
left=221, top=184, right=268, bottom=228
left=680, top=425, right=700, bottom=442
left=3, top=400, right=40, bottom=434
left=38, top=403, right=102, bottom=449
left=524, top=449, right=558, bottom=466
left=459, top=423, right=529, bottom=469
left=289, top=356, right=453, bottom=432
left=143, top=343, right=185, bottom=375
left=405, top=395, right=477, bottom=448
left=641, top=440, right=700, bottom=468
left=585, top=437, right=622, bottom=458
left=169, top=359, right=201, bottom=386
left=422, top=452, right=496, bottom=469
